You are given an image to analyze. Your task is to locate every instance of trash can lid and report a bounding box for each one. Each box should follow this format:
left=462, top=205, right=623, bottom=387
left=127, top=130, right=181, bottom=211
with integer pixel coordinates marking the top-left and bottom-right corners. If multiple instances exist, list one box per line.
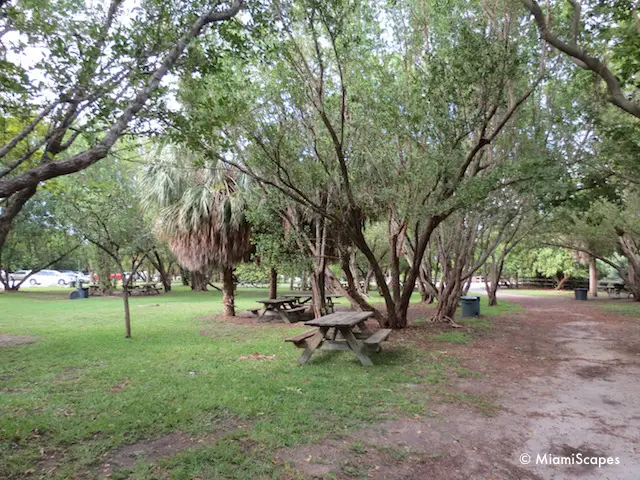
left=460, top=296, right=480, bottom=301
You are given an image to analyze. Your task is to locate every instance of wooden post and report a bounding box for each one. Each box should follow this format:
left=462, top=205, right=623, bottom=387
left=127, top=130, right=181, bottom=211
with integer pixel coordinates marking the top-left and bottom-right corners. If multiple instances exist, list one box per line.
left=589, top=255, right=598, bottom=297
left=269, top=267, right=277, bottom=299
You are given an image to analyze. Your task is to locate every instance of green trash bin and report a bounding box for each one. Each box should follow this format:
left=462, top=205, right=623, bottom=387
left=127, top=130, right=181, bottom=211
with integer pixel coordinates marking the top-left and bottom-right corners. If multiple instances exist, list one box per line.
left=574, top=288, right=588, bottom=301
left=460, top=296, right=480, bottom=317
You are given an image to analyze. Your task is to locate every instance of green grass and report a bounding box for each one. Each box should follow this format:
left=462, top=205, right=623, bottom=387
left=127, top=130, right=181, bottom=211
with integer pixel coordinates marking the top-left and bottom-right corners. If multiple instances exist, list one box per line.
left=599, top=300, right=640, bottom=317
left=431, top=331, right=473, bottom=344
left=0, top=285, right=505, bottom=479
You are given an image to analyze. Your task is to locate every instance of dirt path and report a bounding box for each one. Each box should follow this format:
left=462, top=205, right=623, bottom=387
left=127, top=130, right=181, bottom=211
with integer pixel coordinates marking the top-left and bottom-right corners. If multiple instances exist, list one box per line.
left=280, top=295, right=640, bottom=479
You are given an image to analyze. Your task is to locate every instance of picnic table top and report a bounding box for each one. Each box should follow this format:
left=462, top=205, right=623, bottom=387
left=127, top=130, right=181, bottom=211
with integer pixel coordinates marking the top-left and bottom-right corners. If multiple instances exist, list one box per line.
left=305, top=311, right=373, bottom=328
left=256, top=298, right=298, bottom=305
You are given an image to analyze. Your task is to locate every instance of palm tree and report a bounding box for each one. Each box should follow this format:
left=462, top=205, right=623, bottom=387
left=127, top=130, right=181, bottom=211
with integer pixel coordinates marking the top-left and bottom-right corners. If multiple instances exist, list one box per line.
left=141, top=144, right=251, bottom=316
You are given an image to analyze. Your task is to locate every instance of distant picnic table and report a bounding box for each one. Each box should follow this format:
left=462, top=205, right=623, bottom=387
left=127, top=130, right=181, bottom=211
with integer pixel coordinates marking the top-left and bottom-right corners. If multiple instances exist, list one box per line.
left=285, top=311, right=391, bottom=366
left=282, top=292, right=342, bottom=313
left=598, top=280, right=631, bottom=298
left=255, top=298, right=307, bottom=323
left=124, top=282, right=162, bottom=296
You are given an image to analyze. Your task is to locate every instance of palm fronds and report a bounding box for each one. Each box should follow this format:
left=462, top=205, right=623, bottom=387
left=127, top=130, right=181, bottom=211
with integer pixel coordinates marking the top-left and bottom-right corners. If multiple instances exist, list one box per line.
left=141, top=143, right=252, bottom=271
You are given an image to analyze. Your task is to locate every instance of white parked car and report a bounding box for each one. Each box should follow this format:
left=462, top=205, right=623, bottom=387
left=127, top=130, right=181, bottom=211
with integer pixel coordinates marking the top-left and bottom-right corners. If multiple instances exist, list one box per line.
left=9, top=270, right=31, bottom=282
left=59, top=271, right=91, bottom=286
left=25, top=270, right=68, bottom=286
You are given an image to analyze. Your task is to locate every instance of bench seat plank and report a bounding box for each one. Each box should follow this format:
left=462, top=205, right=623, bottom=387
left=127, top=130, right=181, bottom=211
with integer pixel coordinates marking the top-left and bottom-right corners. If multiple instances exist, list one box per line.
left=363, top=329, right=392, bottom=346
left=285, top=330, right=317, bottom=343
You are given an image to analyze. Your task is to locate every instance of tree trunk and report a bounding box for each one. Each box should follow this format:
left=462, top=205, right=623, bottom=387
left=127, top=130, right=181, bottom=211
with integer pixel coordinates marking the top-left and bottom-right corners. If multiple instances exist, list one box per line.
left=152, top=250, right=172, bottom=293
left=348, top=250, right=364, bottom=295
left=333, top=256, right=384, bottom=321
left=222, top=266, right=235, bottom=316
left=121, top=270, right=132, bottom=338
left=556, top=273, right=570, bottom=290
left=588, top=255, right=598, bottom=297
left=289, top=276, right=294, bottom=290
left=269, top=267, right=277, bottom=299
left=462, top=276, right=472, bottom=296
left=616, top=231, right=640, bottom=301
left=180, top=267, right=190, bottom=286
left=191, top=270, right=209, bottom=291
left=484, top=262, right=500, bottom=307
left=0, top=186, right=37, bottom=255
left=363, top=269, right=373, bottom=295
left=310, top=265, right=327, bottom=317
left=433, top=273, right=462, bottom=323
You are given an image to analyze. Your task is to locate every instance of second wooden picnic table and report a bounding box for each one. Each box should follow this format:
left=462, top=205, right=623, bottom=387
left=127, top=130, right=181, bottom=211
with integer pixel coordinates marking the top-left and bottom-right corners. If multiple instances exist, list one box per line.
left=256, top=298, right=307, bottom=323
left=285, top=311, right=391, bottom=366
left=282, top=292, right=343, bottom=313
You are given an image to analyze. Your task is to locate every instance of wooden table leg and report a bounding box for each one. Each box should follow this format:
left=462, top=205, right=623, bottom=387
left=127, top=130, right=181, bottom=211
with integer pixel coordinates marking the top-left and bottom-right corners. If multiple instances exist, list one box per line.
left=277, top=307, right=291, bottom=324
left=298, top=327, right=328, bottom=365
left=340, top=328, right=373, bottom=366
left=258, top=306, right=269, bottom=319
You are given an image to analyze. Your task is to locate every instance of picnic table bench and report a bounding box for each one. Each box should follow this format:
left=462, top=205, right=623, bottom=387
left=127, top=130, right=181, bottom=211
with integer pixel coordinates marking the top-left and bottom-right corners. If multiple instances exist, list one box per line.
left=256, top=298, right=307, bottom=323
left=283, top=292, right=342, bottom=313
left=285, top=311, right=391, bottom=366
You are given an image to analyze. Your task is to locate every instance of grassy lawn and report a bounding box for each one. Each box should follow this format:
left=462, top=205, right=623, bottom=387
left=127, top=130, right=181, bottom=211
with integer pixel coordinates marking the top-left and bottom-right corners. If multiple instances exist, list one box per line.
left=0, top=286, right=516, bottom=479
left=599, top=300, right=640, bottom=317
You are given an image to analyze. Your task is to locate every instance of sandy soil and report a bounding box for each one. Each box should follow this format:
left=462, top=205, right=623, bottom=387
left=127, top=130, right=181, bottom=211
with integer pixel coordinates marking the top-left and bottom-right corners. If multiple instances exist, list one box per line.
left=279, top=295, right=640, bottom=479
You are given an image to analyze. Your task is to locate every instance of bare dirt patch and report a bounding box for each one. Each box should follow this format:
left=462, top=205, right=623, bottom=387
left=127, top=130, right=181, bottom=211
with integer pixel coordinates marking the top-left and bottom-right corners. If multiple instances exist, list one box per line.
left=0, top=334, right=38, bottom=347
left=279, top=295, right=640, bottom=479
left=96, top=415, right=247, bottom=478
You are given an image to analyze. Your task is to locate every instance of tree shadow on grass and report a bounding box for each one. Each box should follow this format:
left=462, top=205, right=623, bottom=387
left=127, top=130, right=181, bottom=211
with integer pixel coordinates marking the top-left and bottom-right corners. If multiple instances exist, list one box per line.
left=301, top=345, right=417, bottom=368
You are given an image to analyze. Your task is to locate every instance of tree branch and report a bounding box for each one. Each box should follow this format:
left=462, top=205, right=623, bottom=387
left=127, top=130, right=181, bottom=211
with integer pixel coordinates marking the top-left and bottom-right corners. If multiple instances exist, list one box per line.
left=522, top=0, right=640, bottom=119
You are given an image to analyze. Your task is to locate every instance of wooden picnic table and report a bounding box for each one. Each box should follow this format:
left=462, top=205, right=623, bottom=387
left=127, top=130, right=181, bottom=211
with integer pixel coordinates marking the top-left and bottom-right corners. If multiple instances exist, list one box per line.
left=598, top=280, right=630, bottom=298
left=282, top=292, right=342, bottom=313
left=124, top=282, right=162, bottom=296
left=256, top=298, right=307, bottom=323
left=285, top=311, right=392, bottom=366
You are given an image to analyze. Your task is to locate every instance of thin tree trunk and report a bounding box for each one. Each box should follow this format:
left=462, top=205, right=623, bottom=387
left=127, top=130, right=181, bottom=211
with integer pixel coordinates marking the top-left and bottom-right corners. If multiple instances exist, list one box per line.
left=310, top=266, right=327, bottom=317
left=485, top=263, right=499, bottom=307
left=289, top=276, right=294, bottom=290
left=333, top=256, right=384, bottom=321
left=121, top=269, right=132, bottom=338
left=556, top=274, right=570, bottom=290
left=269, top=267, right=277, bottom=299
left=363, top=269, right=373, bottom=295
left=222, top=266, right=235, bottom=316
left=588, top=255, right=598, bottom=297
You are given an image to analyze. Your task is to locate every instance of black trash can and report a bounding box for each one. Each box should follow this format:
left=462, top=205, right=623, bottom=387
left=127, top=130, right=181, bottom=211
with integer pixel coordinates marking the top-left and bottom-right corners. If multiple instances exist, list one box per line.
left=69, top=287, right=89, bottom=300
left=460, top=296, right=480, bottom=317
left=574, top=288, right=588, bottom=301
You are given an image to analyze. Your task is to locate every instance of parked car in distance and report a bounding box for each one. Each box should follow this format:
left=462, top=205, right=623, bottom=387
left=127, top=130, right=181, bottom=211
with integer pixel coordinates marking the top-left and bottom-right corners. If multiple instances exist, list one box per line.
left=9, top=270, right=31, bottom=282
left=59, top=271, right=91, bottom=286
left=25, top=270, right=67, bottom=286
